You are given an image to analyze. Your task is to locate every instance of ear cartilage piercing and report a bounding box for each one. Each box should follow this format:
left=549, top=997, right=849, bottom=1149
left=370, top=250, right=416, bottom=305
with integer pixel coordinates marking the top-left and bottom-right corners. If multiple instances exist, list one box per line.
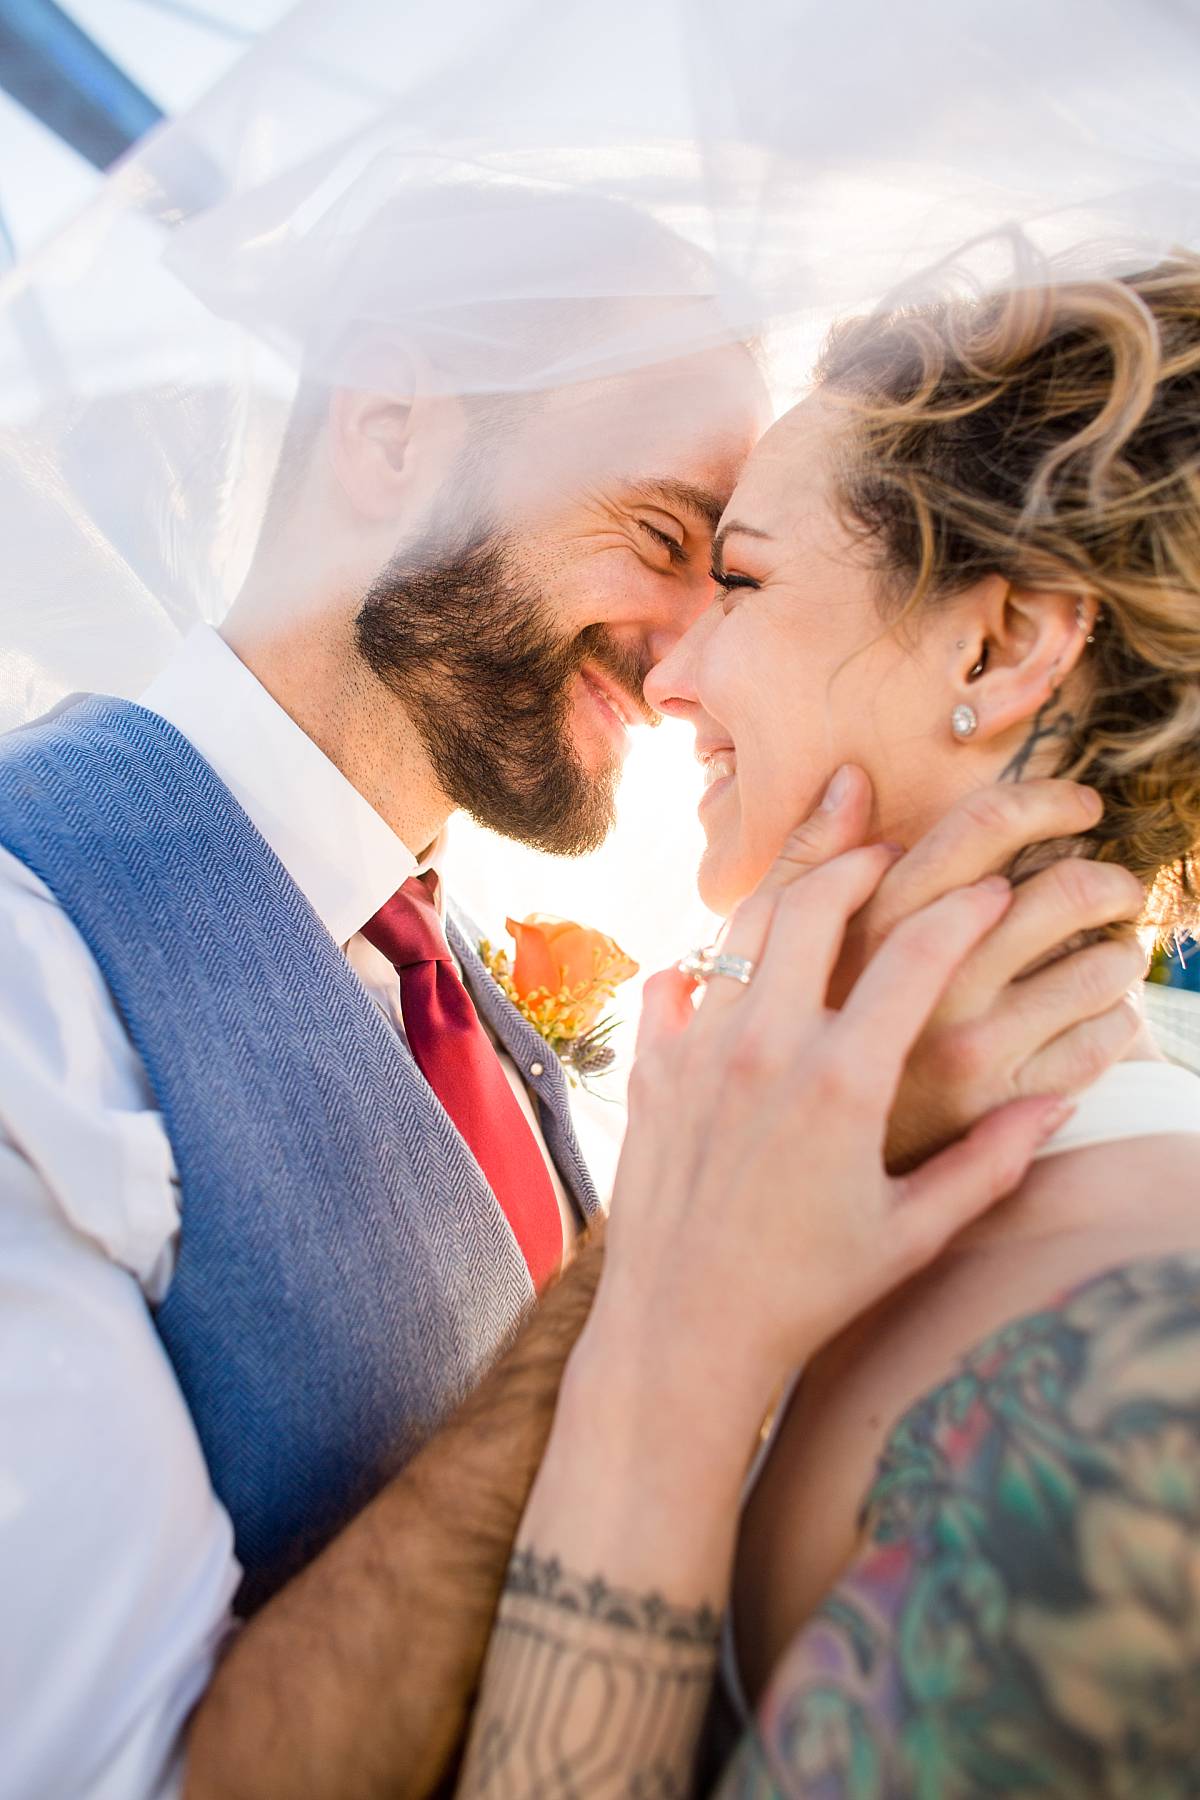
left=951, top=703, right=979, bottom=740
left=1076, top=600, right=1097, bottom=644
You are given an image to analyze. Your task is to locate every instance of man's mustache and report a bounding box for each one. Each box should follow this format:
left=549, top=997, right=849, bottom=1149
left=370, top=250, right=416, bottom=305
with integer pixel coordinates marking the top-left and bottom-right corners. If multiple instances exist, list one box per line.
left=573, top=626, right=660, bottom=728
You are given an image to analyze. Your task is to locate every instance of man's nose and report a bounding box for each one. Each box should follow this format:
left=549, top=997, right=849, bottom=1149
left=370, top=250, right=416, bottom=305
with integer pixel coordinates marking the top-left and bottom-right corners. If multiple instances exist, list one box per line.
left=642, top=577, right=714, bottom=669
left=644, top=604, right=712, bottom=717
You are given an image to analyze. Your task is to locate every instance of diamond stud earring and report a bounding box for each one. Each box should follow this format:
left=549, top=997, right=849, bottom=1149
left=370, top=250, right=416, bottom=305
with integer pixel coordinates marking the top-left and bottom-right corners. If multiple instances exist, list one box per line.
left=951, top=703, right=979, bottom=740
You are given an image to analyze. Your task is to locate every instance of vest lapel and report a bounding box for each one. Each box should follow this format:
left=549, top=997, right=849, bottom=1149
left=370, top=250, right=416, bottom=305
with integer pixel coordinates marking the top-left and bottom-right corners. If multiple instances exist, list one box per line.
left=446, top=909, right=601, bottom=1224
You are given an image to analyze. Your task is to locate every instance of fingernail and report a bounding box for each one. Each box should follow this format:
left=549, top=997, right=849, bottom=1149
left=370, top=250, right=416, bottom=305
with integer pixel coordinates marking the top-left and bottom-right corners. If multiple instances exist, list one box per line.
left=1037, top=1097, right=1076, bottom=1141
left=1079, top=785, right=1104, bottom=819
left=976, top=874, right=1011, bottom=895
left=821, top=765, right=852, bottom=812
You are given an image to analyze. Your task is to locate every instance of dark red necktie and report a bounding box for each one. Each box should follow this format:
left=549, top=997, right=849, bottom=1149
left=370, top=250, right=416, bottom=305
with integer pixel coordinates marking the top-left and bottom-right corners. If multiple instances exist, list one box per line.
left=362, top=873, right=563, bottom=1292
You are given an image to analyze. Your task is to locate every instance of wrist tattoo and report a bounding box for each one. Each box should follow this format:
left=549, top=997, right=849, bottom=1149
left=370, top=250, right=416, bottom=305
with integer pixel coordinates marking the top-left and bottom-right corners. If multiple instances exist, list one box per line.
left=458, top=1548, right=721, bottom=1798
left=505, top=1546, right=722, bottom=1644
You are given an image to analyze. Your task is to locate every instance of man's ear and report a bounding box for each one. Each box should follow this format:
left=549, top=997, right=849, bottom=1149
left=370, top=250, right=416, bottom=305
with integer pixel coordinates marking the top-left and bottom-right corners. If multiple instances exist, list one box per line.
left=326, top=346, right=464, bottom=524
left=328, top=380, right=420, bottom=522
left=948, top=576, right=1097, bottom=743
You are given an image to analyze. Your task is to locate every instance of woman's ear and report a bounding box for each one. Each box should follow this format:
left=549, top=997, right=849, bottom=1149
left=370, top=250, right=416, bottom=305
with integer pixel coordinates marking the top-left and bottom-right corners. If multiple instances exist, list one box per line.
left=949, top=576, right=1097, bottom=745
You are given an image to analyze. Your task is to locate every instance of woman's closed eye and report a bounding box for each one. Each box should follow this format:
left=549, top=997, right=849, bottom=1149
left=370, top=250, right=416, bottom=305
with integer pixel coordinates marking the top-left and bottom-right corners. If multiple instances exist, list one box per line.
left=709, top=559, right=761, bottom=601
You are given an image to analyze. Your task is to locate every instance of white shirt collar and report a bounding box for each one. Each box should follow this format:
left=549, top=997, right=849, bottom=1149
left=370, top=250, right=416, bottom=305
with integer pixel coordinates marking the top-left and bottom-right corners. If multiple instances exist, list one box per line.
left=139, top=625, right=417, bottom=946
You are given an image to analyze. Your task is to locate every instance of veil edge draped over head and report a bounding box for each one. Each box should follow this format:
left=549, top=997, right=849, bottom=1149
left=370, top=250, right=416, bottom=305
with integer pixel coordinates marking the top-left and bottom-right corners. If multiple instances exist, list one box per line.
left=2, top=0, right=1200, bottom=993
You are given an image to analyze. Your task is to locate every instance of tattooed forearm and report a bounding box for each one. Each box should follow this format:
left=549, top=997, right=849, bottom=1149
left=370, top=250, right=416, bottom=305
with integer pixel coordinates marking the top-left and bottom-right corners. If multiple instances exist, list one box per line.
left=998, top=695, right=1078, bottom=783
left=714, top=1253, right=1200, bottom=1798
left=458, top=1550, right=721, bottom=1799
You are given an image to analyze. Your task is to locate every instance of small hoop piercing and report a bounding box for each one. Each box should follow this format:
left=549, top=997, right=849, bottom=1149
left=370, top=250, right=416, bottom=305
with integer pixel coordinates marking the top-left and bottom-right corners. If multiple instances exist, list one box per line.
left=951, top=703, right=979, bottom=740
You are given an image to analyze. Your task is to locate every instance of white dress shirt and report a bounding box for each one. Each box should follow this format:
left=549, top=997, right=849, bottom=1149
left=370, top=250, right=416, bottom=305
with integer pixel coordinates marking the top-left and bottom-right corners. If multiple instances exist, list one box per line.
left=0, top=626, right=575, bottom=1799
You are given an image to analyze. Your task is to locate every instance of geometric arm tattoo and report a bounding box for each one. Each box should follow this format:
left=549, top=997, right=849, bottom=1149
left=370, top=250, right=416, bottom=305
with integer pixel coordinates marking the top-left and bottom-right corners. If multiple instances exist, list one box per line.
left=711, top=1251, right=1200, bottom=1799
left=457, top=1548, right=721, bottom=1799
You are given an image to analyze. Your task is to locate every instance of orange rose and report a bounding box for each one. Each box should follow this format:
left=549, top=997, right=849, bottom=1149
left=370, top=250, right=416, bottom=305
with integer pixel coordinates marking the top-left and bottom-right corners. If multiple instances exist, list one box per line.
left=506, top=914, right=639, bottom=1034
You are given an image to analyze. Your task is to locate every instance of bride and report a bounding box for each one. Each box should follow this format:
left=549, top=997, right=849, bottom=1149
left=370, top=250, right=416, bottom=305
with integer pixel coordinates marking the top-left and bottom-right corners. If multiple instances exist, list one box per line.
left=459, top=258, right=1200, bottom=1795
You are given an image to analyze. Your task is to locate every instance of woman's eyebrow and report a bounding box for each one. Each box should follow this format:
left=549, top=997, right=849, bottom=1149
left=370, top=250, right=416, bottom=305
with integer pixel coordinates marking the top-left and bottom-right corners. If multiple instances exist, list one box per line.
left=712, top=521, right=773, bottom=562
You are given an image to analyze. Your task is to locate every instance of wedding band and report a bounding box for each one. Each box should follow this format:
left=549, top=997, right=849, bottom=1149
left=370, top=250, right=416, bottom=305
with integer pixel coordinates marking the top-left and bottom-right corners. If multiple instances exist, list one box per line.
left=677, top=946, right=756, bottom=988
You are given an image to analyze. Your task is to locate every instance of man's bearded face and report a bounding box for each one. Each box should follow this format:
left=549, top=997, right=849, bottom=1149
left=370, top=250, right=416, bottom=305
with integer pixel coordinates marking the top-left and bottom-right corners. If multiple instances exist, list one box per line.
left=355, top=532, right=652, bottom=856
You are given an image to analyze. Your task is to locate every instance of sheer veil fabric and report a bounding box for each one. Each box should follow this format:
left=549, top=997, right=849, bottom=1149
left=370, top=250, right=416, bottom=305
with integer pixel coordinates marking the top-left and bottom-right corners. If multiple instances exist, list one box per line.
left=1, top=0, right=1198, bottom=746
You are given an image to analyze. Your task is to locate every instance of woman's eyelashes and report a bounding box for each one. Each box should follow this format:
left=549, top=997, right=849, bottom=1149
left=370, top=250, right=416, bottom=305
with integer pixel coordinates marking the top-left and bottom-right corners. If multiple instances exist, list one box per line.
left=709, top=559, right=761, bottom=600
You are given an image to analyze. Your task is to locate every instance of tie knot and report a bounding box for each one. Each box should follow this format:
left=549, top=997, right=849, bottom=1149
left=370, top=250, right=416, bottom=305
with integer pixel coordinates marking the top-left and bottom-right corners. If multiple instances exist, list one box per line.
left=363, top=872, right=451, bottom=970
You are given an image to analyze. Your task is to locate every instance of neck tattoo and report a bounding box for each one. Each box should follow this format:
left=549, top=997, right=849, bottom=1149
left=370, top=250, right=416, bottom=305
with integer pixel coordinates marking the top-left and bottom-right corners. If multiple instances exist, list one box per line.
left=999, top=696, right=1078, bottom=785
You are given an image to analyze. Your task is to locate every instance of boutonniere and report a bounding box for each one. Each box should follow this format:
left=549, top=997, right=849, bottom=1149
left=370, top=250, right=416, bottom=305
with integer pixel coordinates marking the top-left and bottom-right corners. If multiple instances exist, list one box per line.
left=480, top=914, right=639, bottom=1084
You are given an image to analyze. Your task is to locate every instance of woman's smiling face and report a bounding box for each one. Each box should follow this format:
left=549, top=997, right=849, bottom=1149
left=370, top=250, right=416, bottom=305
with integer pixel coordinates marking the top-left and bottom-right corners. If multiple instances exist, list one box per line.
left=645, top=395, right=980, bottom=915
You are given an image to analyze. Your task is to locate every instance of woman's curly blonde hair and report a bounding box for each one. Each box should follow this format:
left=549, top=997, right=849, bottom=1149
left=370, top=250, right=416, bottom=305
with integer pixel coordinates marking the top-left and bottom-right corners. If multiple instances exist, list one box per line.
left=816, top=256, right=1200, bottom=937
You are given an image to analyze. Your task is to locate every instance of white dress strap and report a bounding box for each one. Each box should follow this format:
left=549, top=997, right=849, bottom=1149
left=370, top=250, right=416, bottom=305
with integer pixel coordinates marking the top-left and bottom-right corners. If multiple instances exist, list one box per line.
left=1034, top=1059, right=1200, bottom=1160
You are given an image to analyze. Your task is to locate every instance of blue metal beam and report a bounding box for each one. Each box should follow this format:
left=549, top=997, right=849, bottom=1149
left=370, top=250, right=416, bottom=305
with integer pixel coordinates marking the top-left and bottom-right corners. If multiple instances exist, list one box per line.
left=0, top=0, right=164, bottom=170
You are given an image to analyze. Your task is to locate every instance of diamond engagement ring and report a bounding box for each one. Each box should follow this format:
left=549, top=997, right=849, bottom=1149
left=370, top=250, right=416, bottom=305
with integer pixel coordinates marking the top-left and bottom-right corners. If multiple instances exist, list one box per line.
left=677, top=946, right=756, bottom=988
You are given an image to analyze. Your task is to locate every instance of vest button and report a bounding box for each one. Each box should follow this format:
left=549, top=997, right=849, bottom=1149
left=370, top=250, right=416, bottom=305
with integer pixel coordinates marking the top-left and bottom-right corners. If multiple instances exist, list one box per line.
left=529, top=1060, right=544, bottom=1078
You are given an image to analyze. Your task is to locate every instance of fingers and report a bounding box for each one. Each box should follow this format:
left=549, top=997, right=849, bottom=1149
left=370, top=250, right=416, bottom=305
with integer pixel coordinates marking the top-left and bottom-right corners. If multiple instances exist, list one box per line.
left=857, top=779, right=1103, bottom=958
left=893, top=1094, right=1075, bottom=1269
left=702, top=843, right=898, bottom=1023
left=1004, top=931, right=1143, bottom=1051
left=955, top=858, right=1144, bottom=997
left=636, top=967, right=697, bottom=1056
left=928, top=937, right=1143, bottom=1105
left=1014, top=994, right=1142, bottom=1095
left=751, top=764, right=875, bottom=899
left=718, top=763, right=874, bottom=941
left=692, top=765, right=877, bottom=1024
left=838, top=877, right=1014, bottom=1096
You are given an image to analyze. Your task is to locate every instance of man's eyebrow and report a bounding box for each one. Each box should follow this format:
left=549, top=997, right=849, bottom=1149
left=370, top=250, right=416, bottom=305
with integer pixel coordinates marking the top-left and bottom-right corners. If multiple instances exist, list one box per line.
left=635, top=478, right=728, bottom=534
left=712, top=521, right=772, bottom=562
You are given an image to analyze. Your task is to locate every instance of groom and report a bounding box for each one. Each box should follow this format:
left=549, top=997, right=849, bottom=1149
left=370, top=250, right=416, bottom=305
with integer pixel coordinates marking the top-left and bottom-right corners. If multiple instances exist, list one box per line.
left=0, top=230, right=1140, bottom=1795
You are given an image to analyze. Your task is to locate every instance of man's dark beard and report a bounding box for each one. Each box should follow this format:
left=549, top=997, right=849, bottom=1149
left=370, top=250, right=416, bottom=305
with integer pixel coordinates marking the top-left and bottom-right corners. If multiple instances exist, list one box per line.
left=355, top=533, right=652, bottom=855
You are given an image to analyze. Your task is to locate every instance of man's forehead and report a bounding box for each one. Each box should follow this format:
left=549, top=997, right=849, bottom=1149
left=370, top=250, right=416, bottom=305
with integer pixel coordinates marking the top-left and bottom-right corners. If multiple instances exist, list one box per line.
left=497, top=348, right=764, bottom=521
left=614, top=352, right=768, bottom=514
left=539, top=341, right=764, bottom=434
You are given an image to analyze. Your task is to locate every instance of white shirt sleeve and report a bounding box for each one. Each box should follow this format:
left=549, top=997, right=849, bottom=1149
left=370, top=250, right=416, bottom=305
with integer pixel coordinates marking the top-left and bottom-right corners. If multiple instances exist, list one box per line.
left=0, top=847, right=241, bottom=1798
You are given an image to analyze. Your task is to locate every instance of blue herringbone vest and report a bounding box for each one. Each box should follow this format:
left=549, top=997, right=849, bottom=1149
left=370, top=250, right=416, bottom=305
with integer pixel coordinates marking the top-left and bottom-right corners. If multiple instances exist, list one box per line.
left=0, top=697, right=598, bottom=1607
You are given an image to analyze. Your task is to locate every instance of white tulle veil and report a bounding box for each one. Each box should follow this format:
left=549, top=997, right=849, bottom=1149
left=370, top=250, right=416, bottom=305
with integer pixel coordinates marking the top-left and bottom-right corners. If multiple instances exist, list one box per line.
left=2, top=0, right=1199, bottom=1072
